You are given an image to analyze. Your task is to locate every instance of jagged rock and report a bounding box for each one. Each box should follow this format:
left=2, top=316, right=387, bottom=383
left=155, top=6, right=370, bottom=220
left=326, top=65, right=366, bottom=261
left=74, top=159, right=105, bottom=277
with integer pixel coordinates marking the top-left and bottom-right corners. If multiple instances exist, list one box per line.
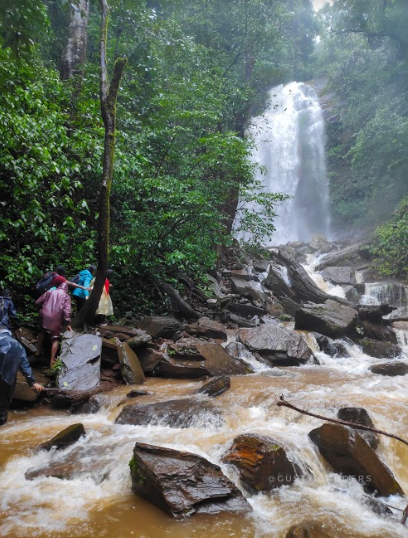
left=337, top=407, right=378, bottom=450
left=230, top=268, right=251, bottom=280
left=115, top=398, right=223, bottom=428
left=295, top=300, right=358, bottom=338
left=264, top=250, right=351, bottom=317
left=227, top=303, right=266, bottom=318
left=320, top=266, right=353, bottom=285
left=359, top=338, right=402, bottom=359
left=359, top=321, right=397, bottom=343
left=118, top=341, right=145, bottom=385
left=369, top=362, right=408, bottom=376
left=135, top=317, right=181, bottom=339
left=230, top=277, right=268, bottom=304
left=186, top=317, right=228, bottom=341
left=309, top=423, right=404, bottom=496
left=129, top=442, right=251, bottom=518
left=195, top=375, right=230, bottom=397
left=313, top=333, right=351, bottom=358
left=238, top=324, right=313, bottom=366
left=50, top=384, right=116, bottom=411
left=222, top=434, right=301, bottom=494
left=56, top=333, right=102, bottom=391
left=125, top=330, right=152, bottom=349
left=38, top=423, right=86, bottom=452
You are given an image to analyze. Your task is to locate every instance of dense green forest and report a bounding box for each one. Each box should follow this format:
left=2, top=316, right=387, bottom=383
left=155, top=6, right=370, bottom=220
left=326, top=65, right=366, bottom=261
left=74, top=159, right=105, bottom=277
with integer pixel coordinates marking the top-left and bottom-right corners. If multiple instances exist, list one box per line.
left=1, top=0, right=408, bottom=317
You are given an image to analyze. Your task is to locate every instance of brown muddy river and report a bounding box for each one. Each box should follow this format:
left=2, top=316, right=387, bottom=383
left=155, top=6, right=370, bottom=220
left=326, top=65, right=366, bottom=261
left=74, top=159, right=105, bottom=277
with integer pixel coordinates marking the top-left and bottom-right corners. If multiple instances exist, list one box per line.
left=2, top=348, right=408, bottom=538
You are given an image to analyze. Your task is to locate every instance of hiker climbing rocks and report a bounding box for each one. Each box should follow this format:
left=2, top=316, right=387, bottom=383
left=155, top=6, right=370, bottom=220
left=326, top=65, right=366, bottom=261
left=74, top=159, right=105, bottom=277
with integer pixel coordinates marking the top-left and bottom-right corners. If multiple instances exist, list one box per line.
left=0, top=289, right=20, bottom=330
left=72, top=265, right=96, bottom=312
left=36, top=266, right=90, bottom=296
left=0, top=324, right=44, bottom=425
left=35, top=282, right=72, bottom=367
left=91, top=269, right=114, bottom=324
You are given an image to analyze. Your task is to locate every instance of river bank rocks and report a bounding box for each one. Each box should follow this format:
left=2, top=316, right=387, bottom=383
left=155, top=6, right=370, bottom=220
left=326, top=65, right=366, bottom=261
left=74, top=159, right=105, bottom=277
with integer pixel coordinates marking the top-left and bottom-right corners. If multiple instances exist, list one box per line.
left=309, top=423, right=404, bottom=497
left=129, top=442, right=251, bottom=518
left=238, top=324, right=314, bottom=366
left=222, top=434, right=302, bottom=494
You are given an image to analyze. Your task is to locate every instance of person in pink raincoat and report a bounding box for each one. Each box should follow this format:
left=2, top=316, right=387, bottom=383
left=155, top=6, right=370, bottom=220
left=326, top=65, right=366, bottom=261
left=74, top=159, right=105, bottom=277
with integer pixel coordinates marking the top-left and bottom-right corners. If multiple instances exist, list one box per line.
left=35, top=282, right=72, bottom=367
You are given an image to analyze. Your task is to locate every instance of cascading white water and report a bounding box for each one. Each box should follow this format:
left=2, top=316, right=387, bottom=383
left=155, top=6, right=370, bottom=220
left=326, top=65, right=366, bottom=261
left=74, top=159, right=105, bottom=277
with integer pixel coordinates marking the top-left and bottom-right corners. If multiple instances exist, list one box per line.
left=247, top=81, right=330, bottom=245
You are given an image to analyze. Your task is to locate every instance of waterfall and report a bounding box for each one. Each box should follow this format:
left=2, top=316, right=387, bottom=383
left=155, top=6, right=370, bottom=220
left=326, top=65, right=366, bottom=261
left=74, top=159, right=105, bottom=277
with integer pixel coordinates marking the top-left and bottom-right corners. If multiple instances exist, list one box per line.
left=247, top=81, right=330, bottom=245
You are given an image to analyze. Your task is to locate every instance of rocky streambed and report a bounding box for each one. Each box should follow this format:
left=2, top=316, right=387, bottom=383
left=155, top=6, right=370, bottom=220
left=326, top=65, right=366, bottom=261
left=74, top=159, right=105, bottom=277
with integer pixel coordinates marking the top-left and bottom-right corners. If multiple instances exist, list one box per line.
left=3, top=236, right=408, bottom=538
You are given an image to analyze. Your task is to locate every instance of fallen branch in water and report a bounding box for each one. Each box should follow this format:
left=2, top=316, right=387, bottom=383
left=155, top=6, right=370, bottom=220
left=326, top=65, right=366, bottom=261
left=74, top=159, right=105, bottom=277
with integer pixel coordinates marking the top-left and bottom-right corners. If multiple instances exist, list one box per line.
left=277, top=395, right=408, bottom=447
left=277, top=394, right=408, bottom=525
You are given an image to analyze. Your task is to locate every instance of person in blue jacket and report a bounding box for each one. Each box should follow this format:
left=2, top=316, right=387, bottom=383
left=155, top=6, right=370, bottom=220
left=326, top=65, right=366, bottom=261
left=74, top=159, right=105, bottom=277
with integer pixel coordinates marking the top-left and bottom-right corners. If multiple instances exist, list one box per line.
left=0, top=324, right=44, bottom=425
left=72, top=265, right=96, bottom=312
left=0, top=289, right=20, bottom=330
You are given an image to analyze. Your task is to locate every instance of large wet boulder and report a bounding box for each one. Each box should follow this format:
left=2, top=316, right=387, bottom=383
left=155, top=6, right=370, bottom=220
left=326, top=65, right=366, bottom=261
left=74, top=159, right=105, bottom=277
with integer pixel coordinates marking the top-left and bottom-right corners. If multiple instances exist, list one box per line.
left=115, top=397, right=224, bottom=428
left=359, top=321, right=397, bottom=343
left=309, top=423, right=404, bottom=496
left=315, top=243, right=364, bottom=271
left=186, top=317, right=228, bottom=341
left=135, top=317, right=181, bottom=339
left=313, top=333, right=351, bottom=358
left=118, top=341, right=145, bottom=384
left=337, top=407, right=378, bottom=450
left=222, top=434, right=301, bottom=494
left=38, top=423, right=86, bottom=452
left=56, top=333, right=102, bottom=391
left=238, top=324, right=313, bottom=366
left=295, top=300, right=358, bottom=339
left=357, top=305, right=395, bottom=324
left=137, top=338, right=250, bottom=378
left=230, top=276, right=268, bottom=304
left=12, top=370, right=48, bottom=406
left=129, top=442, right=251, bottom=518
left=369, top=361, right=408, bottom=376
left=358, top=338, right=402, bottom=359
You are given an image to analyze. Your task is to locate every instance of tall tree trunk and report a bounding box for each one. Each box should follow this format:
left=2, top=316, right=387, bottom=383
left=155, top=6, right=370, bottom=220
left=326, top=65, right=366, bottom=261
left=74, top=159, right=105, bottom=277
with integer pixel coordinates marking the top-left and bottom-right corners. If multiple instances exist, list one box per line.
left=73, top=0, right=127, bottom=326
left=61, top=0, right=90, bottom=80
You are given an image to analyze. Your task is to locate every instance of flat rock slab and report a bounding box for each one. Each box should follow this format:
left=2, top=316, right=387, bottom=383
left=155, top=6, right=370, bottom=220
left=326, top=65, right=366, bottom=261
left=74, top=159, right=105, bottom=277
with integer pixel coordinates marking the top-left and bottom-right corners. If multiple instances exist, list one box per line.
left=56, top=333, right=102, bottom=391
left=130, top=442, right=251, bottom=518
left=115, top=397, right=224, bottom=428
left=222, top=433, right=301, bottom=494
left=309, top=423, right=404, bottom=497
left=238, top=324, right=313, bottom=366
left=295, top=300, right=358, bottom=338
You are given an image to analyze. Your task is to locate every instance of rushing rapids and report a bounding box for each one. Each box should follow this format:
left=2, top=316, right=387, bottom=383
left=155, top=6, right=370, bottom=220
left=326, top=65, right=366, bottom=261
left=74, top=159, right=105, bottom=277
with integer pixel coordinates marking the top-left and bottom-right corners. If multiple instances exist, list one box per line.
left=1, top=307, right=408, bottom=537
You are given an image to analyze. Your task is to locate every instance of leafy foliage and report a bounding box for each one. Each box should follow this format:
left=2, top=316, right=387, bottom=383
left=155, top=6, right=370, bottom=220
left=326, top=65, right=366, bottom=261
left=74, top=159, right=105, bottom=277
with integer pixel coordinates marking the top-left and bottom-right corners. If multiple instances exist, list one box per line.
left=370, top=197, right=408, bottom=280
